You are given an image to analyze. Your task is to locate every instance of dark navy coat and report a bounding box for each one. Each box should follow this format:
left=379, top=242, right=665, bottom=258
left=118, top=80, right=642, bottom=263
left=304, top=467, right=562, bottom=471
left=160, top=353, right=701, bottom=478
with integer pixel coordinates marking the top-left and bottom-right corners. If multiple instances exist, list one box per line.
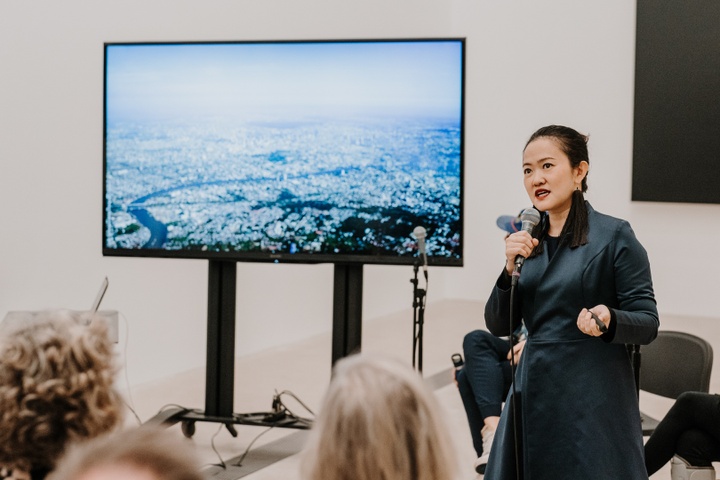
left=484, top=204, right=659, bottom=480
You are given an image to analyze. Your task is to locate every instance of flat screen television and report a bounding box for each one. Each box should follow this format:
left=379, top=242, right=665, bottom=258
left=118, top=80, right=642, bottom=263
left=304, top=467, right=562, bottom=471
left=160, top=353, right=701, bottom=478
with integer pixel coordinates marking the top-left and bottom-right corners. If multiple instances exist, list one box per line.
left=103, top=38, right=465, bottom=266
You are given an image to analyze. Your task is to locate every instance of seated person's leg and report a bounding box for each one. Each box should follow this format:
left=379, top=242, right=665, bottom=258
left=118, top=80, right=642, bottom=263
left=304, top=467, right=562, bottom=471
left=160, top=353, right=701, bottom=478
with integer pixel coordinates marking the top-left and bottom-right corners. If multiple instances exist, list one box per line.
left=645, top=392, right=720, bottom=475
left=462, top=330, right=513, bottom=422
left=456, top=367, right=485, bottom=457
left=676, top=428, right=720, bottom=469
left=459, top=329, right=514, bottom=473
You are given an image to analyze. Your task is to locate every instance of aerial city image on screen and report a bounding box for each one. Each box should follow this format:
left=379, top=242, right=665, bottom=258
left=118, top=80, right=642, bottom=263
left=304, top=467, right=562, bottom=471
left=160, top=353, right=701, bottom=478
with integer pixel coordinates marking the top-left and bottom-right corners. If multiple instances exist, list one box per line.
left=104, top=41, right=463, bottom=260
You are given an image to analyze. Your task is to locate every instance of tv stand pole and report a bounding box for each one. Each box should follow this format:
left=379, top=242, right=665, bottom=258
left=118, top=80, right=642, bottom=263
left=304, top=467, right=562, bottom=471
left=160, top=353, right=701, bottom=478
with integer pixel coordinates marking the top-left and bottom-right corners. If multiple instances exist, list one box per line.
left=331, top=264, right=363, bottom=365
left=205, top=259, right=237, bottom=424
left=146, top=260, right=311, bottom=437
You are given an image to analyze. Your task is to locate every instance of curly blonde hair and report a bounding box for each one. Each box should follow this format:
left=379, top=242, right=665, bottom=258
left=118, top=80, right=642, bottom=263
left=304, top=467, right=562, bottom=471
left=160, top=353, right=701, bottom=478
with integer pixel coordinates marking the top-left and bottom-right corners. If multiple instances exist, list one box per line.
left=0, top=310, right=123, bottom=472
left=301, top=353, right=459, bottom=480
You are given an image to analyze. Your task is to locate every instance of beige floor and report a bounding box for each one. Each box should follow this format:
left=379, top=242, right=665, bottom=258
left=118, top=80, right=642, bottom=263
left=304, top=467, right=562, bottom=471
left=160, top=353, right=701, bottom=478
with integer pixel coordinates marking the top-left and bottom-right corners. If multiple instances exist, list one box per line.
left=125, top=299, right=720, bottom=480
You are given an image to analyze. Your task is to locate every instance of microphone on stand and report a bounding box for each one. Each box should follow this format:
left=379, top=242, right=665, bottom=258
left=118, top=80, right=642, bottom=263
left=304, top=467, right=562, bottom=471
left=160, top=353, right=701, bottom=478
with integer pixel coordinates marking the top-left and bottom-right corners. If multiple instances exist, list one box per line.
left=413, top=226, right=428, bottom=280
left=512, top=207, right=541, bottom=282
left=411, top=226, right=429, bottom=373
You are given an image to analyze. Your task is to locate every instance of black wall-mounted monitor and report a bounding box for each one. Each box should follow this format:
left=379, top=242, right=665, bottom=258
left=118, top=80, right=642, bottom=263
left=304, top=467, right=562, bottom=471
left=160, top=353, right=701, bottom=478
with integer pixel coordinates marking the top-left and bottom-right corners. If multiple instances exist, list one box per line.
left=103, top=38, right=465, bottom=266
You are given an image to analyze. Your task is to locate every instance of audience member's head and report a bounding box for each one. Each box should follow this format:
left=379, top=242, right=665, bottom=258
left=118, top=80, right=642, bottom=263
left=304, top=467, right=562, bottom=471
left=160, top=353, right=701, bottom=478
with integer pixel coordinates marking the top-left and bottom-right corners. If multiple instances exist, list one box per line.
left=48, top=426, right=203, bottom=480
left=0, top=310, right=123, bottom=476
left=301, top=353, right=459, bottom=480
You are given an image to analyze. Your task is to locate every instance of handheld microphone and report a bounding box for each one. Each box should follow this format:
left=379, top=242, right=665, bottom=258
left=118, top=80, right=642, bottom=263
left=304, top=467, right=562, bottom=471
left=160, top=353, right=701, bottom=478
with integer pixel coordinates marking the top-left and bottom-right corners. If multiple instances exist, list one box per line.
left=512, top=207, right=541, bottom=278
left=413, top=226, right=428, bottom=279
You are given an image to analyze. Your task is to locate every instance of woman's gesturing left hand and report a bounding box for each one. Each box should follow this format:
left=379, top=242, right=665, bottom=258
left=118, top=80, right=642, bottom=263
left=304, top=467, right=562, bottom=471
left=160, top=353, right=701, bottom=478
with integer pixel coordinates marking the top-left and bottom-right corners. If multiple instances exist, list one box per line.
left=577, top=305, right=611, bottom=336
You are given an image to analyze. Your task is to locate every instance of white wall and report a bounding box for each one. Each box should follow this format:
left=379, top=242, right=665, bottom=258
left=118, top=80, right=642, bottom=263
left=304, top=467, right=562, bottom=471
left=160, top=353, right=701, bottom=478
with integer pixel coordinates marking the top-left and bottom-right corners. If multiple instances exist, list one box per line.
left=1, top=0, right=718, bottom=387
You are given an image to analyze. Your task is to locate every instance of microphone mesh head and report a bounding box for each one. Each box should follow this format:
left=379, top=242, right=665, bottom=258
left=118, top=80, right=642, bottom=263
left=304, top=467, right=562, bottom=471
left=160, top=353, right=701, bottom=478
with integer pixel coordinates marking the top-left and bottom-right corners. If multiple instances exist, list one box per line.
left=520, top=207, right=541, bottom=232
left=413, top=226, right=427, bottom=240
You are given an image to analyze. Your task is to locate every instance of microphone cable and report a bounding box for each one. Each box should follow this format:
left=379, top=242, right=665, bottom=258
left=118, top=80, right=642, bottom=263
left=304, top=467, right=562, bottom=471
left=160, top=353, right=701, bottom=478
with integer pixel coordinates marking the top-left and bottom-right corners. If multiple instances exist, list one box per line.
left=508, top=283, right=521, bottom=480
left=504, top=206, right=539, bottom=479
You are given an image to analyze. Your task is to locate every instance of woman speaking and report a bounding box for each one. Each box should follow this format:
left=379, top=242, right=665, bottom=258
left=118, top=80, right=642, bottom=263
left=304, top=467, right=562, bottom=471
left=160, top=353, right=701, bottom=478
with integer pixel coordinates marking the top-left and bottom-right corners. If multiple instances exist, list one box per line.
left=484, top=125, right=659, bottom=479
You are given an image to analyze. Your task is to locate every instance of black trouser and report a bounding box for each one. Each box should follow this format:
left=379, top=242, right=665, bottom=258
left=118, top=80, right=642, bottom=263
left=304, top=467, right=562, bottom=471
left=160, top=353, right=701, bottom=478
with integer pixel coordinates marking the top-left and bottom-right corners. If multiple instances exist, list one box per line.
left=644, top=391, right=720, bottom=475
left=456, top=330, right=513, bottom=457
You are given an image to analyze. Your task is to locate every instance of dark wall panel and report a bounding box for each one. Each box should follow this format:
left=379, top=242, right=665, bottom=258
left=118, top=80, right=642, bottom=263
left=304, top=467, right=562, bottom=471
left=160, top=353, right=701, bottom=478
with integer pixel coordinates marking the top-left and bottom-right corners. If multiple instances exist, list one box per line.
left=633, top=0, right=720, bottom=204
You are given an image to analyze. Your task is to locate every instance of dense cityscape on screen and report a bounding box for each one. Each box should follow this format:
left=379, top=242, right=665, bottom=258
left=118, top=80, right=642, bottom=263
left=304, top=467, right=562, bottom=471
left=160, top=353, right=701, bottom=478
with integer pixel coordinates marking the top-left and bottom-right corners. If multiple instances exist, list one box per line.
left=105, top=117, right=461, bottom=258
left=104, top=41, right=463, bottom=260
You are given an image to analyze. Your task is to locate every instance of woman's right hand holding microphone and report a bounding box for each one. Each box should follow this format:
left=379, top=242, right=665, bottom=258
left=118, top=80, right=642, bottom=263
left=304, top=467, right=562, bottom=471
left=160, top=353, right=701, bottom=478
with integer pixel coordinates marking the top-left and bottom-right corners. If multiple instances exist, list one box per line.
left=504, top=231, right=539, bottom=275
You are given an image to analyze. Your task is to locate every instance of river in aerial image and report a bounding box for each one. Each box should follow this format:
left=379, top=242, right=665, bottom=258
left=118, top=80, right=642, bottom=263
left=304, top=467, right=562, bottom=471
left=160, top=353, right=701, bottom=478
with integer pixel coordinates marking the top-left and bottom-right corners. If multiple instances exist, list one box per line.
left=125, top=207, right=167, bottom=249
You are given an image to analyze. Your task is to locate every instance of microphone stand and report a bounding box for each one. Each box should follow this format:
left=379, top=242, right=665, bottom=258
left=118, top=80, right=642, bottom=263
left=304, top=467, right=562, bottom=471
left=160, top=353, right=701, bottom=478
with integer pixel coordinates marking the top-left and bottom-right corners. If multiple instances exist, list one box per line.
left=410, top=261, right=427, bottom=374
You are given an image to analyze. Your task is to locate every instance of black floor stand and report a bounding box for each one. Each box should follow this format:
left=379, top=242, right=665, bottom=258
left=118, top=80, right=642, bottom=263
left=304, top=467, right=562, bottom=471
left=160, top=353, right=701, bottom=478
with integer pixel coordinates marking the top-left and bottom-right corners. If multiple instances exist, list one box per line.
left=147, top=261, right=366, bottom=437
left=411, top=263, right=426, bottom=373
left=146, top=260, right=311, bottom=437
left=331, top=264, right=363, bottom=365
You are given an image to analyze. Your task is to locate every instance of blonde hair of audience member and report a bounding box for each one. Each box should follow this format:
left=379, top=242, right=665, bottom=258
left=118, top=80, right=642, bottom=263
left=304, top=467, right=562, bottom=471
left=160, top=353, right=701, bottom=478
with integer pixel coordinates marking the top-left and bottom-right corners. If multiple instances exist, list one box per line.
left=0, top=310, right=123, bottom=476
left=301, top=353, right=459, bottom=480
left=48, top=426, right=203, bottom=480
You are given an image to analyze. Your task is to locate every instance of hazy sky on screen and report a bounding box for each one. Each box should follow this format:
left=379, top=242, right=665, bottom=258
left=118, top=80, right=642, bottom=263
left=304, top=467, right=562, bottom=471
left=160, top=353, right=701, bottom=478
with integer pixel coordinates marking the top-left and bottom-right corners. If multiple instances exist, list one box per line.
left=105, top=40, right=464, bottom=122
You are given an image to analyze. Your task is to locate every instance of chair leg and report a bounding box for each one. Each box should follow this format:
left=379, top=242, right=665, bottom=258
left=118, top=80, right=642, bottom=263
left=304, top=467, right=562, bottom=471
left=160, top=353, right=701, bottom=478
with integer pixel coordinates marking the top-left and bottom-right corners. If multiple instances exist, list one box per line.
left=671, top=456, right=716, bottom=480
